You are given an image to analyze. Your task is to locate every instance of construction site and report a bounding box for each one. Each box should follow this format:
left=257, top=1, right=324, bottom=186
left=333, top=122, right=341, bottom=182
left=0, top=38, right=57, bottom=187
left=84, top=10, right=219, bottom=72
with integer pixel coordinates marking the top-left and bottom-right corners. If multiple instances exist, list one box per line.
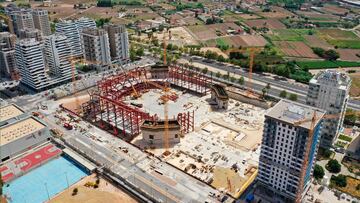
left=54, top=63, right=268, bottom=198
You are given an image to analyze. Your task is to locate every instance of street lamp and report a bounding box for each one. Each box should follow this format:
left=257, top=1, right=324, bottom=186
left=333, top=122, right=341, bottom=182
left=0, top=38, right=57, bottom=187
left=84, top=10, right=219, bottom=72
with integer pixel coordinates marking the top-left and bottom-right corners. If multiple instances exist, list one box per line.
left=44, top=182, right=50, bottom=200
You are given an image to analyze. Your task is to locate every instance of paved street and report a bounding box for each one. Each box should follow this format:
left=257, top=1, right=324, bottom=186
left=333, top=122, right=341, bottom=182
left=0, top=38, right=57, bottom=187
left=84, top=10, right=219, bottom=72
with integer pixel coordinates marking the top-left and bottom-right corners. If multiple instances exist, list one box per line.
left=182, top=56, right=360, bottom=111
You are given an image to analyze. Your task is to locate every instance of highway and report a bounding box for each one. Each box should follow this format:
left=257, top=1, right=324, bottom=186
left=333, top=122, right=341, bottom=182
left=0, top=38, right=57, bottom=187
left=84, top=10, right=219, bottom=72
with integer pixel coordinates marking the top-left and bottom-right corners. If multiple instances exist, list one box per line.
left=182, top=56, right=360, bottom=111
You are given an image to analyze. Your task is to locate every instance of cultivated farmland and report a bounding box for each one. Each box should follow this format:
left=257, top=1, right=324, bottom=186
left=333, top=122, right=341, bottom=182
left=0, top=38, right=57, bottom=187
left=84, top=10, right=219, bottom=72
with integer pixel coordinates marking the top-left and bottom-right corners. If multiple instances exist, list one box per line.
left=318, top=29, right=360, bottom=49
left=245, top=19, right=286, bottom=29
left=275, top=41, right=319, bottom=58
left=304, top=35, right=333, bottom=49
left=206, top=35, right=267, bottom=48
left=187, top=23, right=242, bottom=41
left=256, top=6, right=294, bottom=19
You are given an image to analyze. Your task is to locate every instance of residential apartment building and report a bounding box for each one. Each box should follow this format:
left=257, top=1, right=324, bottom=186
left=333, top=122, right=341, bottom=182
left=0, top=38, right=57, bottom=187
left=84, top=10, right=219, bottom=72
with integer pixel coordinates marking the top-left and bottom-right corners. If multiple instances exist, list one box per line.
left=306, top=70, right=351, bottom=147
left=32, top=9, right=51, bottom=36
left=15, top=38, right=49, bottom=90
left=104, top=24, right=130, bottom=64
left=0, top=32, right=17, bottom=79
left=55, top=17, right=96, bottom=57
left=257, top=100, right=325, bottom=202
left=44, top=34, right=73, bottom=81
left=18, top=28, right=43, bottom=41
left=11, top=11, right=35, bottom=36
left=81, top=27, right=111, bottom=66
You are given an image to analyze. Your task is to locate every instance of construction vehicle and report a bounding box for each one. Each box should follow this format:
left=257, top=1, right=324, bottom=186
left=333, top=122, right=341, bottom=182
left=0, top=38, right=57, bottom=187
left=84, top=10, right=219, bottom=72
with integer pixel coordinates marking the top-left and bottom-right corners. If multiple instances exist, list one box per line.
left=224, top=47, right=262, bottom=95
left=63, top=123, right=73, bottom=130
left=293, top=110, right=359, bottom=203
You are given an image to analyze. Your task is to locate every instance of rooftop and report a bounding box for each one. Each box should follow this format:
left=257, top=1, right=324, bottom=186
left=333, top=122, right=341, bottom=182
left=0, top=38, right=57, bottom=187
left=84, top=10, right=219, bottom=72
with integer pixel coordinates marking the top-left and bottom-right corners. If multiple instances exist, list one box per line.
left=310, top=70, right=351, bottom=88
left=266, top=99, right=326, bottom=129
left=0, top=104, right=24, bottom=122
left=0, top=117, right=46, bottom=146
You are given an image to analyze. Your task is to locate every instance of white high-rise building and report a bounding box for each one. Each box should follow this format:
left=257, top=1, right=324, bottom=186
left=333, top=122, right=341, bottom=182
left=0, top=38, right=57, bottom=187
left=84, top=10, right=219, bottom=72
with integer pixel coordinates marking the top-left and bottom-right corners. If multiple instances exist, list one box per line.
left=257, top=100, right=325, bottom=202
left=55, top=17, right=96, bottom=57
left=44, top=34, right=73, bottom=81
left=32, top=9, right=51, bottom=36
left=11, top=11, right=35, bottom=36
left=104, top=24, right=129, bottom=64
left=15, top=38, right=49, bottom=90
left=306, top=70, right=351, bottom=147
left=81, top=27, right=111, bottom=66
left=0, top=32, right=17, bottom=79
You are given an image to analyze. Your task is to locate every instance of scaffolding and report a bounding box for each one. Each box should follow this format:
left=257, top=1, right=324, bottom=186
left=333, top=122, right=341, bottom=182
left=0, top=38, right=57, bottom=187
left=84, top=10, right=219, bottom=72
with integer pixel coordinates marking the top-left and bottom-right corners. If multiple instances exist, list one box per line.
left=82, top=65, right=211, bottom=139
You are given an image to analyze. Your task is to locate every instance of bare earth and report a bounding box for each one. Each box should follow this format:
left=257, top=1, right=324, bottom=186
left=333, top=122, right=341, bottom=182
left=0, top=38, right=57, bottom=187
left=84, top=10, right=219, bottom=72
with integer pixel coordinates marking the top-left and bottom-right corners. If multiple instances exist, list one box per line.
left=49, top=174, right=137, bottom=203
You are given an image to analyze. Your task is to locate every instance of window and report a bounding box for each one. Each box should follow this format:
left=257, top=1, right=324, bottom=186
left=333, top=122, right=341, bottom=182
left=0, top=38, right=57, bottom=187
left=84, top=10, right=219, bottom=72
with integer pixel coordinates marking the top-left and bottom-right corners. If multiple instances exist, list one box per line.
left=149, top=135, right=154, bottom=139
left=175, top=134, right=178, bottom=138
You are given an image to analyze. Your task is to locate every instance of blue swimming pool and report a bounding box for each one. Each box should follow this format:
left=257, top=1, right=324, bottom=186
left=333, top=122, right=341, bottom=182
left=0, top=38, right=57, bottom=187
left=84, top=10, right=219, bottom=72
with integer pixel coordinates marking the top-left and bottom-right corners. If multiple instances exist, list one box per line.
left=3, top=155, right=89, bottom=203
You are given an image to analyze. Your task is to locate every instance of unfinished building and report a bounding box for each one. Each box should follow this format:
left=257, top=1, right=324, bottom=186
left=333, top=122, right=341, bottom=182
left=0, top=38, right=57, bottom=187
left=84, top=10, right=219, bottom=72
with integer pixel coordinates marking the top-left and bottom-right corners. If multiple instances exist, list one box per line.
left=141, top=119, right=181, bottom=145
left=82, top=64, right=211, bottom=140
left=210, top=84, right=229, bottom=109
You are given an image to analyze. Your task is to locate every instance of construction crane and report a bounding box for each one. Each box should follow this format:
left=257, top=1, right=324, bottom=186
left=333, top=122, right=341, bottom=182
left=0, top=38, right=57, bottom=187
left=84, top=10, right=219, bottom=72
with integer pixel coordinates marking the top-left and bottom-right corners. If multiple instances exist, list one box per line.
left=0, top=13, right=14, bottom=34
left=293, top=110, right=359, bottom=203
left=224, top=47, right=262, bottom=95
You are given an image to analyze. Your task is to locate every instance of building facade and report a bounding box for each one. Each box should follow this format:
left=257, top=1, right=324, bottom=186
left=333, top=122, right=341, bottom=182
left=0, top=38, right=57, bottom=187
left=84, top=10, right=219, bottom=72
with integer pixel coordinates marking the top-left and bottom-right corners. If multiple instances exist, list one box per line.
left=18, top=28, right=43, bottom=41
left=141, top=120, right=181, bottom=145
left=0, top=32, right=17, bottom=78
left=15, top=38, right=49, bottom=90
left=32, top=9, right=51, bottom=36
left=11, top=11, right=35, bottom=36
left=104, top=24, right=130, bottom=64
left=306, top=70, right=351, bottom=147
left=55, top=17, right=96, bottom=57
left=44, top=34, right=73, bottom=81
left=257, top=100, right=325, bottom=202
left=81, top=27, right=111, bottom=66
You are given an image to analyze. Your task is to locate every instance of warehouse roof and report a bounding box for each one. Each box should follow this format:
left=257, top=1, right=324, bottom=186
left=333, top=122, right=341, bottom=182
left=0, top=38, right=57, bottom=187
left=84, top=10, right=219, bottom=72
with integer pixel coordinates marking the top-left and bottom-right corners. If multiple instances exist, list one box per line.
left=0, top=104, right=24, bottom=122
left=0, top=117, right=46, bottom=146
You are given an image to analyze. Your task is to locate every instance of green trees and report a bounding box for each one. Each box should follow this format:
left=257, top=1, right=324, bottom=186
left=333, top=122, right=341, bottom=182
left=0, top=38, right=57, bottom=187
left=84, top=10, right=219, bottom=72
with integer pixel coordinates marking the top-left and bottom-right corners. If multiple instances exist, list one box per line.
left=95, top=17, right=112, bottom=27
left=344, top=109, right=358, bottom=125
left=288, top=93, right=298, bottom=101
left=312, top=47, right=339, bottom=61
left=326, top=159, right=341, bottom=173
left=279, top=90, right=287, bottom=98
left=238, top=76, right=245, bottom=85
left=216, top=71, right=221, bottom=78
left=314, top=164, right=325, bottom=180
left=331, top=174, right=347, bottom=187
left=72, top=188, right=78, bottom=196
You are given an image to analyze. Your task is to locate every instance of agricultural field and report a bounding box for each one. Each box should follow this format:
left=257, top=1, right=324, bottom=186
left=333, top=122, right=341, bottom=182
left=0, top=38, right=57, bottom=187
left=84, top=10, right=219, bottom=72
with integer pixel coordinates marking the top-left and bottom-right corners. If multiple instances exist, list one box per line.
left=321, top=4, right=349, bottom=16
left=187, top=23, right=242, bottom=41
left=206, top=35, right=267, bottom=48
left=337, top=49, right=360, bottom=61
left=245, top=19, right=286, bottom=29
left=274, top=41, right=319, bottom=58
left=267, top=29, right=311, bottom=41
left=296, top=60, right=360, bottom=69
left=349, top=72, right=360, bottom=97
left=304, top=35, right=333, bottom=49
left=256, top=6, right=294, bottom=19
left=318, top=29, right=360, bottom=49
left=238, top=14, right=262, bottom=20
left=295, top=11, right=340, bottom=22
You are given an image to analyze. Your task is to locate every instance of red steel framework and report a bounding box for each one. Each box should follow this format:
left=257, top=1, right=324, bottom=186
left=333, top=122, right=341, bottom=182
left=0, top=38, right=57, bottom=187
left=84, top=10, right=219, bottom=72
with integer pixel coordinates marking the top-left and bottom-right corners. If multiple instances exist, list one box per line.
left=82, top=65, right=212, bottom=139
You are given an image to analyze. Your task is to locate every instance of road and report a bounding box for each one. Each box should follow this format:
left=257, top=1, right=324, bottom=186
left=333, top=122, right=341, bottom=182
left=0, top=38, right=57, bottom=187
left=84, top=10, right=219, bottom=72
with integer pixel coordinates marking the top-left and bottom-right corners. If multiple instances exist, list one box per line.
left=182, top=56, right=360, bottom=111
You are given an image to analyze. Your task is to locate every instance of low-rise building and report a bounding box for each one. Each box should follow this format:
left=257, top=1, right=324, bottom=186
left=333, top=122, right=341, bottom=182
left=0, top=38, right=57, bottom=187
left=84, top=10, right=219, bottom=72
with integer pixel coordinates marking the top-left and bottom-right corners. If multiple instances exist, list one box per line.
left=0, top=103, right=50, bottom=163
left=210, top=84, right=229, bottom=109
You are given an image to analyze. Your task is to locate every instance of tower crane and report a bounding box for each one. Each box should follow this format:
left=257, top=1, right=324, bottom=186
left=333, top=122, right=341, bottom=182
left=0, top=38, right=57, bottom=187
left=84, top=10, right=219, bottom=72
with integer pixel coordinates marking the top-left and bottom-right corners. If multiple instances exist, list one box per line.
left=293, top=110, right=359, bottom=203
left=224, top=47, right=262, bottom=95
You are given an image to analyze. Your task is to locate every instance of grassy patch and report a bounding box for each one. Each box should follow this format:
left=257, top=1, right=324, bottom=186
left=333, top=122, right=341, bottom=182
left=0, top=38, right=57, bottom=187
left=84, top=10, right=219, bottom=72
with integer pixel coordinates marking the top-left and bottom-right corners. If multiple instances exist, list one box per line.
left=215, top=38, right=228, bottom=47
left=296, top=60, right=360, bottom=69
left=333, top=176, right=360, bottom=199
left=339, top=134, right=353, bottom=142
left=335, top=141, right=347, bottom=148
left=328, top=40, right=360, bottom=49
left=318, top=29, right=360, bottom=49
left=267, top=29, right=306, bottom=41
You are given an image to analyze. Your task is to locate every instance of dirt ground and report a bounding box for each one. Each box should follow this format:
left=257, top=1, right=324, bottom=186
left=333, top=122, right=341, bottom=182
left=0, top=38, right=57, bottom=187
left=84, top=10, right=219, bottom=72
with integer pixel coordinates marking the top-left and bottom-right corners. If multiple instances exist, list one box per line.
left=158, top=27, right=198, bottom=46
left=304, top=35, right=333, bottom=49
left=337, top=49, right=360, bottom=61
left=245, top=19, right=286, bottom=29
left=349, top=72, right=360, bottom=97
left=58, top=92, right=90, bottom=114
left=238, top=14, right=261, bottom=20
left=256, top=6, right=294, bottom=19
left=187, top=23, right=242, bottom=41
left=49, top=174, right=137, bottom=203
